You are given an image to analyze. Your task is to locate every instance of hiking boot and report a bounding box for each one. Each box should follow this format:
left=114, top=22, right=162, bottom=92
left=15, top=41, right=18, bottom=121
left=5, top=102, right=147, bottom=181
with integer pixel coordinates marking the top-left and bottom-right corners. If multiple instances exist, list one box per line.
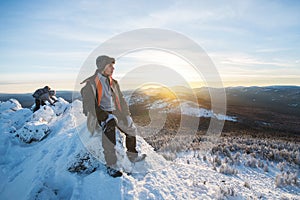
left=128, top=153, right=146, bottom=163
left=107, top=166, right=122, bottom=178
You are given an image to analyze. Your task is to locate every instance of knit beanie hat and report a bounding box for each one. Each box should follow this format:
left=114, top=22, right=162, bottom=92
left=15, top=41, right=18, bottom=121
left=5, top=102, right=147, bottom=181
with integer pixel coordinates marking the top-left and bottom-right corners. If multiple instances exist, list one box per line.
left=96, top=55, right=115, bottom=72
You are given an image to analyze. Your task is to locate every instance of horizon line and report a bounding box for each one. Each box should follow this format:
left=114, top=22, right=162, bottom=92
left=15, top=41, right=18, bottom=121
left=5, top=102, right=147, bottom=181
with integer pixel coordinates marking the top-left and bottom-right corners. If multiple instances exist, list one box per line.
left=1, top=84, right=299, bottom=95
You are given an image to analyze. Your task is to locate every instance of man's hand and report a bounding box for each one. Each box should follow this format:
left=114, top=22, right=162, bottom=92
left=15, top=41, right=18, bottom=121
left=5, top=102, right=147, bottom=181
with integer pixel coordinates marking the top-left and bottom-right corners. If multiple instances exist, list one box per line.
left=101, top=114, right=118, bottom=131
left=107, top=114, right=118, bottom=124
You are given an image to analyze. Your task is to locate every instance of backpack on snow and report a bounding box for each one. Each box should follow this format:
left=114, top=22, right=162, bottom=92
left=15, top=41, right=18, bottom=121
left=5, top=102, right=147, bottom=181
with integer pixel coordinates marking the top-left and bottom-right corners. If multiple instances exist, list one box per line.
left=32, top=88, right=47, bottom=99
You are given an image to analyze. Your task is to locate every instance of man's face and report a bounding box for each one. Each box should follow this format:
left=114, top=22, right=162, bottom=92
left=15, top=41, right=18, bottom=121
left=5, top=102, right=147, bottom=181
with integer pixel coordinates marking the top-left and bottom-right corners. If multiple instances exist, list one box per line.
left=103, top=63, right=114, bottom=76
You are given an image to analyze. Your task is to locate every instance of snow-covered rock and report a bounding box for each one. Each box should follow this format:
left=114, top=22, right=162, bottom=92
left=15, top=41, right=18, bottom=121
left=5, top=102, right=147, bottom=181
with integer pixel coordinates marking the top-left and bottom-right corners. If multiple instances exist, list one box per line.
left=15, top=121, right=50, bottom=143
left=0, top=99, right=32, bottom=134
left=0, top=98, right=22, bottom=112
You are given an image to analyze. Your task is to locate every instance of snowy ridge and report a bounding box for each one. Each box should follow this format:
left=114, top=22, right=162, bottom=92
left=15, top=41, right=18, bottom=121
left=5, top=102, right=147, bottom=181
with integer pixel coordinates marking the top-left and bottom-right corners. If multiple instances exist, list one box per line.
left=0, top=98, right=299, bottom=199
left=0, top=98, right=169, bottom=199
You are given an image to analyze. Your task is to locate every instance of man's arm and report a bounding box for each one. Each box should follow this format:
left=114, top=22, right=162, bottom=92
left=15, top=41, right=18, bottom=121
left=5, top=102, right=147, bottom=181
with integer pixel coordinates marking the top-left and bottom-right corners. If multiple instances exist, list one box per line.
left=39, top=93, right=54, bottom=105
left=50, top=96, right=57, bottom=102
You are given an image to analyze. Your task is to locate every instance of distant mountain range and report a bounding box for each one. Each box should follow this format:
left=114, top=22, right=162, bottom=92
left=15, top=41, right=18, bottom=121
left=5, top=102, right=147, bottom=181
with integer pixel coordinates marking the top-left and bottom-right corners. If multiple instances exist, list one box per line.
left=1, top=86, right=299, bottom=114
left=1, top=86, right=299, bottom=134
left=195, top=86, right=300, bottom=117
left=138, top=85, right=300, bottom=134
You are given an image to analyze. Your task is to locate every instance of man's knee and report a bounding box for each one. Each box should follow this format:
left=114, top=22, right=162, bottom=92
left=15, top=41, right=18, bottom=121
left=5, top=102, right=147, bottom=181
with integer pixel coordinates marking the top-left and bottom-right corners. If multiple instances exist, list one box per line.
left=104, top=118, right=116, bottom=133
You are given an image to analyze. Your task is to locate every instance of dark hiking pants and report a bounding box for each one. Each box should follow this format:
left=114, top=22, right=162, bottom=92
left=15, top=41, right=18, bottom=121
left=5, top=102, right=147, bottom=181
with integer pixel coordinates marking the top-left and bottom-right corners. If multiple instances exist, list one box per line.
left=33, top=99, right=41, bottom=112
left=102, top=119, right=117, bottom=166
left=33, top=99, right=47, bottom=112
left=102, top=118, right=138, bottom=166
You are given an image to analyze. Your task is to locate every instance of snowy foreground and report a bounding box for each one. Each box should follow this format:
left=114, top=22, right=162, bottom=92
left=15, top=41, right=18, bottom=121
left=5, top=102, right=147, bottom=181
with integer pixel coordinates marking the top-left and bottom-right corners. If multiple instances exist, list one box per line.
left=0, top=99, right=299, bottom=199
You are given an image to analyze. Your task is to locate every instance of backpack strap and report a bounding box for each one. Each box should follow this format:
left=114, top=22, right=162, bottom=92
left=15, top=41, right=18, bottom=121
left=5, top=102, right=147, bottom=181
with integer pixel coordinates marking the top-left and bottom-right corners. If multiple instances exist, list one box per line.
left=94, top=75, right=103, bottom=107
left=81, top=72, right=121, bottom=111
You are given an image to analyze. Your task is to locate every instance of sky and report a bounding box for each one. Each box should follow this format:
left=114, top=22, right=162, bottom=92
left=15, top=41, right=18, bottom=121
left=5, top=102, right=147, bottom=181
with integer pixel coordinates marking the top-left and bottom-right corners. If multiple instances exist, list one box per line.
left=0, top=0, right=300, bottom=93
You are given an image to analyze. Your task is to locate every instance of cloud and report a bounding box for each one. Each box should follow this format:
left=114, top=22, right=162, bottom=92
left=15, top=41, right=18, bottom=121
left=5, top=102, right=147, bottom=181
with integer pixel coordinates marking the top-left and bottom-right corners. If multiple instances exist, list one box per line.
left=33, top=51, right=89, bottom=62
left=121, top=1, right=237, bottom=29
left=255, top=48, right=293, bottom=53
left=210, top=52, right=297, bottom=68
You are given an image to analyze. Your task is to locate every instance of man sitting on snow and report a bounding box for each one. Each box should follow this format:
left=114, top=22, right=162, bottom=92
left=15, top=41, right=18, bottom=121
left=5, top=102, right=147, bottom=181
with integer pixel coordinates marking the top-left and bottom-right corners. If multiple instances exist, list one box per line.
left=81, top=55, right=145, bottom=177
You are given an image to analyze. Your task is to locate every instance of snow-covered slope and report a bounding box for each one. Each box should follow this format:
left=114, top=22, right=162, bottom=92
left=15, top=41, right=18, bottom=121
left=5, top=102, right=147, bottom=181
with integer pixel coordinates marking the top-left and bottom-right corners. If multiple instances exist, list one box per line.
left=0, top=99, right=299, bottom=199
left=0, top=98, right=167, bottom=199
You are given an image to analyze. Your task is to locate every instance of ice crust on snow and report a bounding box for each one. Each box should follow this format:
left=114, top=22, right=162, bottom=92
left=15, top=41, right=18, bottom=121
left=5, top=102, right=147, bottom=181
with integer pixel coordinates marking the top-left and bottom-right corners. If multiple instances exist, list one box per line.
left=0, top=98, right=298, bottom=199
